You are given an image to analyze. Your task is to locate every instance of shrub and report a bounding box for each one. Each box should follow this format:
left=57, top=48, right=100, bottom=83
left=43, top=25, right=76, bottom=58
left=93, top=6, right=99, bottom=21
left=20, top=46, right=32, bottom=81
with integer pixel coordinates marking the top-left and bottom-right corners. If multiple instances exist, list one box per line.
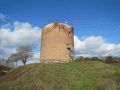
left=104, top=56, right=120, bottom=64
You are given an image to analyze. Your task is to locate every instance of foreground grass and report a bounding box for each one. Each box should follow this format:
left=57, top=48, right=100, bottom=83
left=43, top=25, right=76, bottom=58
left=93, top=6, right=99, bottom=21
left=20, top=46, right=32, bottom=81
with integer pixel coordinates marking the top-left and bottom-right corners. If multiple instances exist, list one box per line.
left=0, top=61, right=120, bottom=90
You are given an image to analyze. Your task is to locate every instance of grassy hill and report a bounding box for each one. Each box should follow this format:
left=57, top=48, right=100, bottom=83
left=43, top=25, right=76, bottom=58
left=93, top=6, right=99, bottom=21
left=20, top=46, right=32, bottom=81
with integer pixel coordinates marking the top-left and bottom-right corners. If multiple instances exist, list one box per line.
left=0, top=61, right=120, bottom=90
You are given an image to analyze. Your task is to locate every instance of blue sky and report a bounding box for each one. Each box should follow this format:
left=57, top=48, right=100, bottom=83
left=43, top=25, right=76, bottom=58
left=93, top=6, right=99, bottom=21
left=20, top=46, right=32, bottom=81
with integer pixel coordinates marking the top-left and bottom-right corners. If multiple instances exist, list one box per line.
left=0, top=0, right=120, bottom=62
left=0, top=0, right=120, bottom=44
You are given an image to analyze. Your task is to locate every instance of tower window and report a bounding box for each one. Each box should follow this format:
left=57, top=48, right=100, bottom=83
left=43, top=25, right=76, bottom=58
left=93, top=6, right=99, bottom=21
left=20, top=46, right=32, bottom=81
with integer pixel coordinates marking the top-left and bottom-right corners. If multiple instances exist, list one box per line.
left=68, top=32, right=70, bottom=37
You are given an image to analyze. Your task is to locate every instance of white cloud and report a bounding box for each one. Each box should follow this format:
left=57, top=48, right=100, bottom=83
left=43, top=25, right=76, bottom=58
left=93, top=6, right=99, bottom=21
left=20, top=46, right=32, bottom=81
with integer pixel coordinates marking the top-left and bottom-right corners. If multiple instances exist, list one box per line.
left=0, top=20, right=120, bottom=64
left=0, top=13, right=14, bottom=24
left=0, top=13, right=6, bottom=22
left=0, top=21, right=41, bottom=62
left=74, top=35, right=120, bottom=57
left=28, top=52, right=40, bottom=64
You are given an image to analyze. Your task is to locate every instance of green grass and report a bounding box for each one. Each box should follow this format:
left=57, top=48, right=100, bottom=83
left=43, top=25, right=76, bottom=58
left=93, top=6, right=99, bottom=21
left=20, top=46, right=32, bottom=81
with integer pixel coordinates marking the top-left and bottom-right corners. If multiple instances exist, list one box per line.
left=0, top=61, right=120, bottom=90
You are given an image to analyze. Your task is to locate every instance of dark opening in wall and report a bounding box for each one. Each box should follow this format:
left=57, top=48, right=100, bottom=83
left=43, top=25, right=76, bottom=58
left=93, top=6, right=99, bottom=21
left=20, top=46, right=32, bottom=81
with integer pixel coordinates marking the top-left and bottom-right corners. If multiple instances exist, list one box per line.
left=68, top=32, right=71, bottom=37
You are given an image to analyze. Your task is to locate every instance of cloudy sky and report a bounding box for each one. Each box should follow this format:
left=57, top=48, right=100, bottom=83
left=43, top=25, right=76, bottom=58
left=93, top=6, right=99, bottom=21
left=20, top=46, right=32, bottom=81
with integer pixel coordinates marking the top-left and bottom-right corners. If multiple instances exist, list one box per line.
left=0, top=0, right=120, bottom=63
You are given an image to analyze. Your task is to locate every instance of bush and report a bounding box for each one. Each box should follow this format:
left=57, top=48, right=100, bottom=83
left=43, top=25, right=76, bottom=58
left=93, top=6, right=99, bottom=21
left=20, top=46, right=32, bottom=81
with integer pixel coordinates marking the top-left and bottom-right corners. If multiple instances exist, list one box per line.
left=0, top=65, right=11, bottom=77
left=90, top=57, right=100, bottom=61
left=104, top=56, right=120, bottom=64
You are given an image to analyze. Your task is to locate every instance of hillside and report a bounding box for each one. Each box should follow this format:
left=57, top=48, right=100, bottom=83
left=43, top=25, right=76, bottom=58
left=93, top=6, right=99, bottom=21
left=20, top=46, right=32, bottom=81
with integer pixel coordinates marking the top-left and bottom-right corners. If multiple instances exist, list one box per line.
left=0, top=61, right=120, bottom=90
left=0, top=65, right=11, bottom=77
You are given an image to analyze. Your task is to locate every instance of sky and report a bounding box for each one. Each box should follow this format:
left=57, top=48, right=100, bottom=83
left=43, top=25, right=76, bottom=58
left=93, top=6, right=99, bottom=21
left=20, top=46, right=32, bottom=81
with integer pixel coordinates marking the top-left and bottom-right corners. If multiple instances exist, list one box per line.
left=0, top=0, right=120, bottom=64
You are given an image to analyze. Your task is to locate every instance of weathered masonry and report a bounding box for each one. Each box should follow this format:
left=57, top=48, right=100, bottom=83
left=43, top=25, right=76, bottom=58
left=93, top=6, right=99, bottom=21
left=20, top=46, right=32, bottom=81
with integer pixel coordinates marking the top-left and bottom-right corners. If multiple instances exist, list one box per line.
left=40, top=22, right=74, bottom=63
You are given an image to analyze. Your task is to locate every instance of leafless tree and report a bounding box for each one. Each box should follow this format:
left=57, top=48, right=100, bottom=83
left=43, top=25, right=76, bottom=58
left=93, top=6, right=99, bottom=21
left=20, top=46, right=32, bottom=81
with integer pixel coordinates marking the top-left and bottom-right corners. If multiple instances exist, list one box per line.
left=5, top=53, right=19, bottom=68
left=0, top=58, right=5, bottom=65
left=9, top=53, right=19, bottom=67
left=16, top=45, right=33, bottom=65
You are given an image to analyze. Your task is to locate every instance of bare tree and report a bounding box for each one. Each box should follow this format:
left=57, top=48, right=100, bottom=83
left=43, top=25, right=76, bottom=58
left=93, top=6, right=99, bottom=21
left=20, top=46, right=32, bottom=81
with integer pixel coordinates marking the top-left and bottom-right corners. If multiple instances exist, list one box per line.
left=0, top=58, right=5, bottom=65
left=5, top=59, right=15, bottom=69
left=9, top=53, right=19, bottom=67
left=16, top=45, right=33, bottom=65
left=5, top=53, right=19, bottom=68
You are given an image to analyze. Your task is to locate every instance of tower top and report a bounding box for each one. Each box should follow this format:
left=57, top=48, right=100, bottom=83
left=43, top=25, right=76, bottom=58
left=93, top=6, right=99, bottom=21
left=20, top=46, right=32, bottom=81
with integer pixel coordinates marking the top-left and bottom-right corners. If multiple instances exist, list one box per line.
left=43, top=22, right=73, bottom=32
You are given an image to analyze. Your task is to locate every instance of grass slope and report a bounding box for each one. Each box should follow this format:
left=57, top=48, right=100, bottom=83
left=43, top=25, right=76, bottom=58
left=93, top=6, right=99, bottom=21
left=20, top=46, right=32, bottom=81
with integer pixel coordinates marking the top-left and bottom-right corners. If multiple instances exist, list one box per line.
left=0, top=61, right=120, bottom=90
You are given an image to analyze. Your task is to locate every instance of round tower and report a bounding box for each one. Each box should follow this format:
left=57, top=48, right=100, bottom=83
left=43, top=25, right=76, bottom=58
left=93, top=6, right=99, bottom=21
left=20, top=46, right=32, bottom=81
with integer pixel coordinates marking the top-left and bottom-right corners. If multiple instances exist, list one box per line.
left=40, top=22, right=74, bottom=63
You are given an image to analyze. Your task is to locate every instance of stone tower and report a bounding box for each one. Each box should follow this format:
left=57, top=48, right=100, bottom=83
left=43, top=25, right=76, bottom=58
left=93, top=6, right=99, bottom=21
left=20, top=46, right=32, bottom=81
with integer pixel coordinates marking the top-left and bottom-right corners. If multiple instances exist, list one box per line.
left=40, top=22, right=74, bottom=63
